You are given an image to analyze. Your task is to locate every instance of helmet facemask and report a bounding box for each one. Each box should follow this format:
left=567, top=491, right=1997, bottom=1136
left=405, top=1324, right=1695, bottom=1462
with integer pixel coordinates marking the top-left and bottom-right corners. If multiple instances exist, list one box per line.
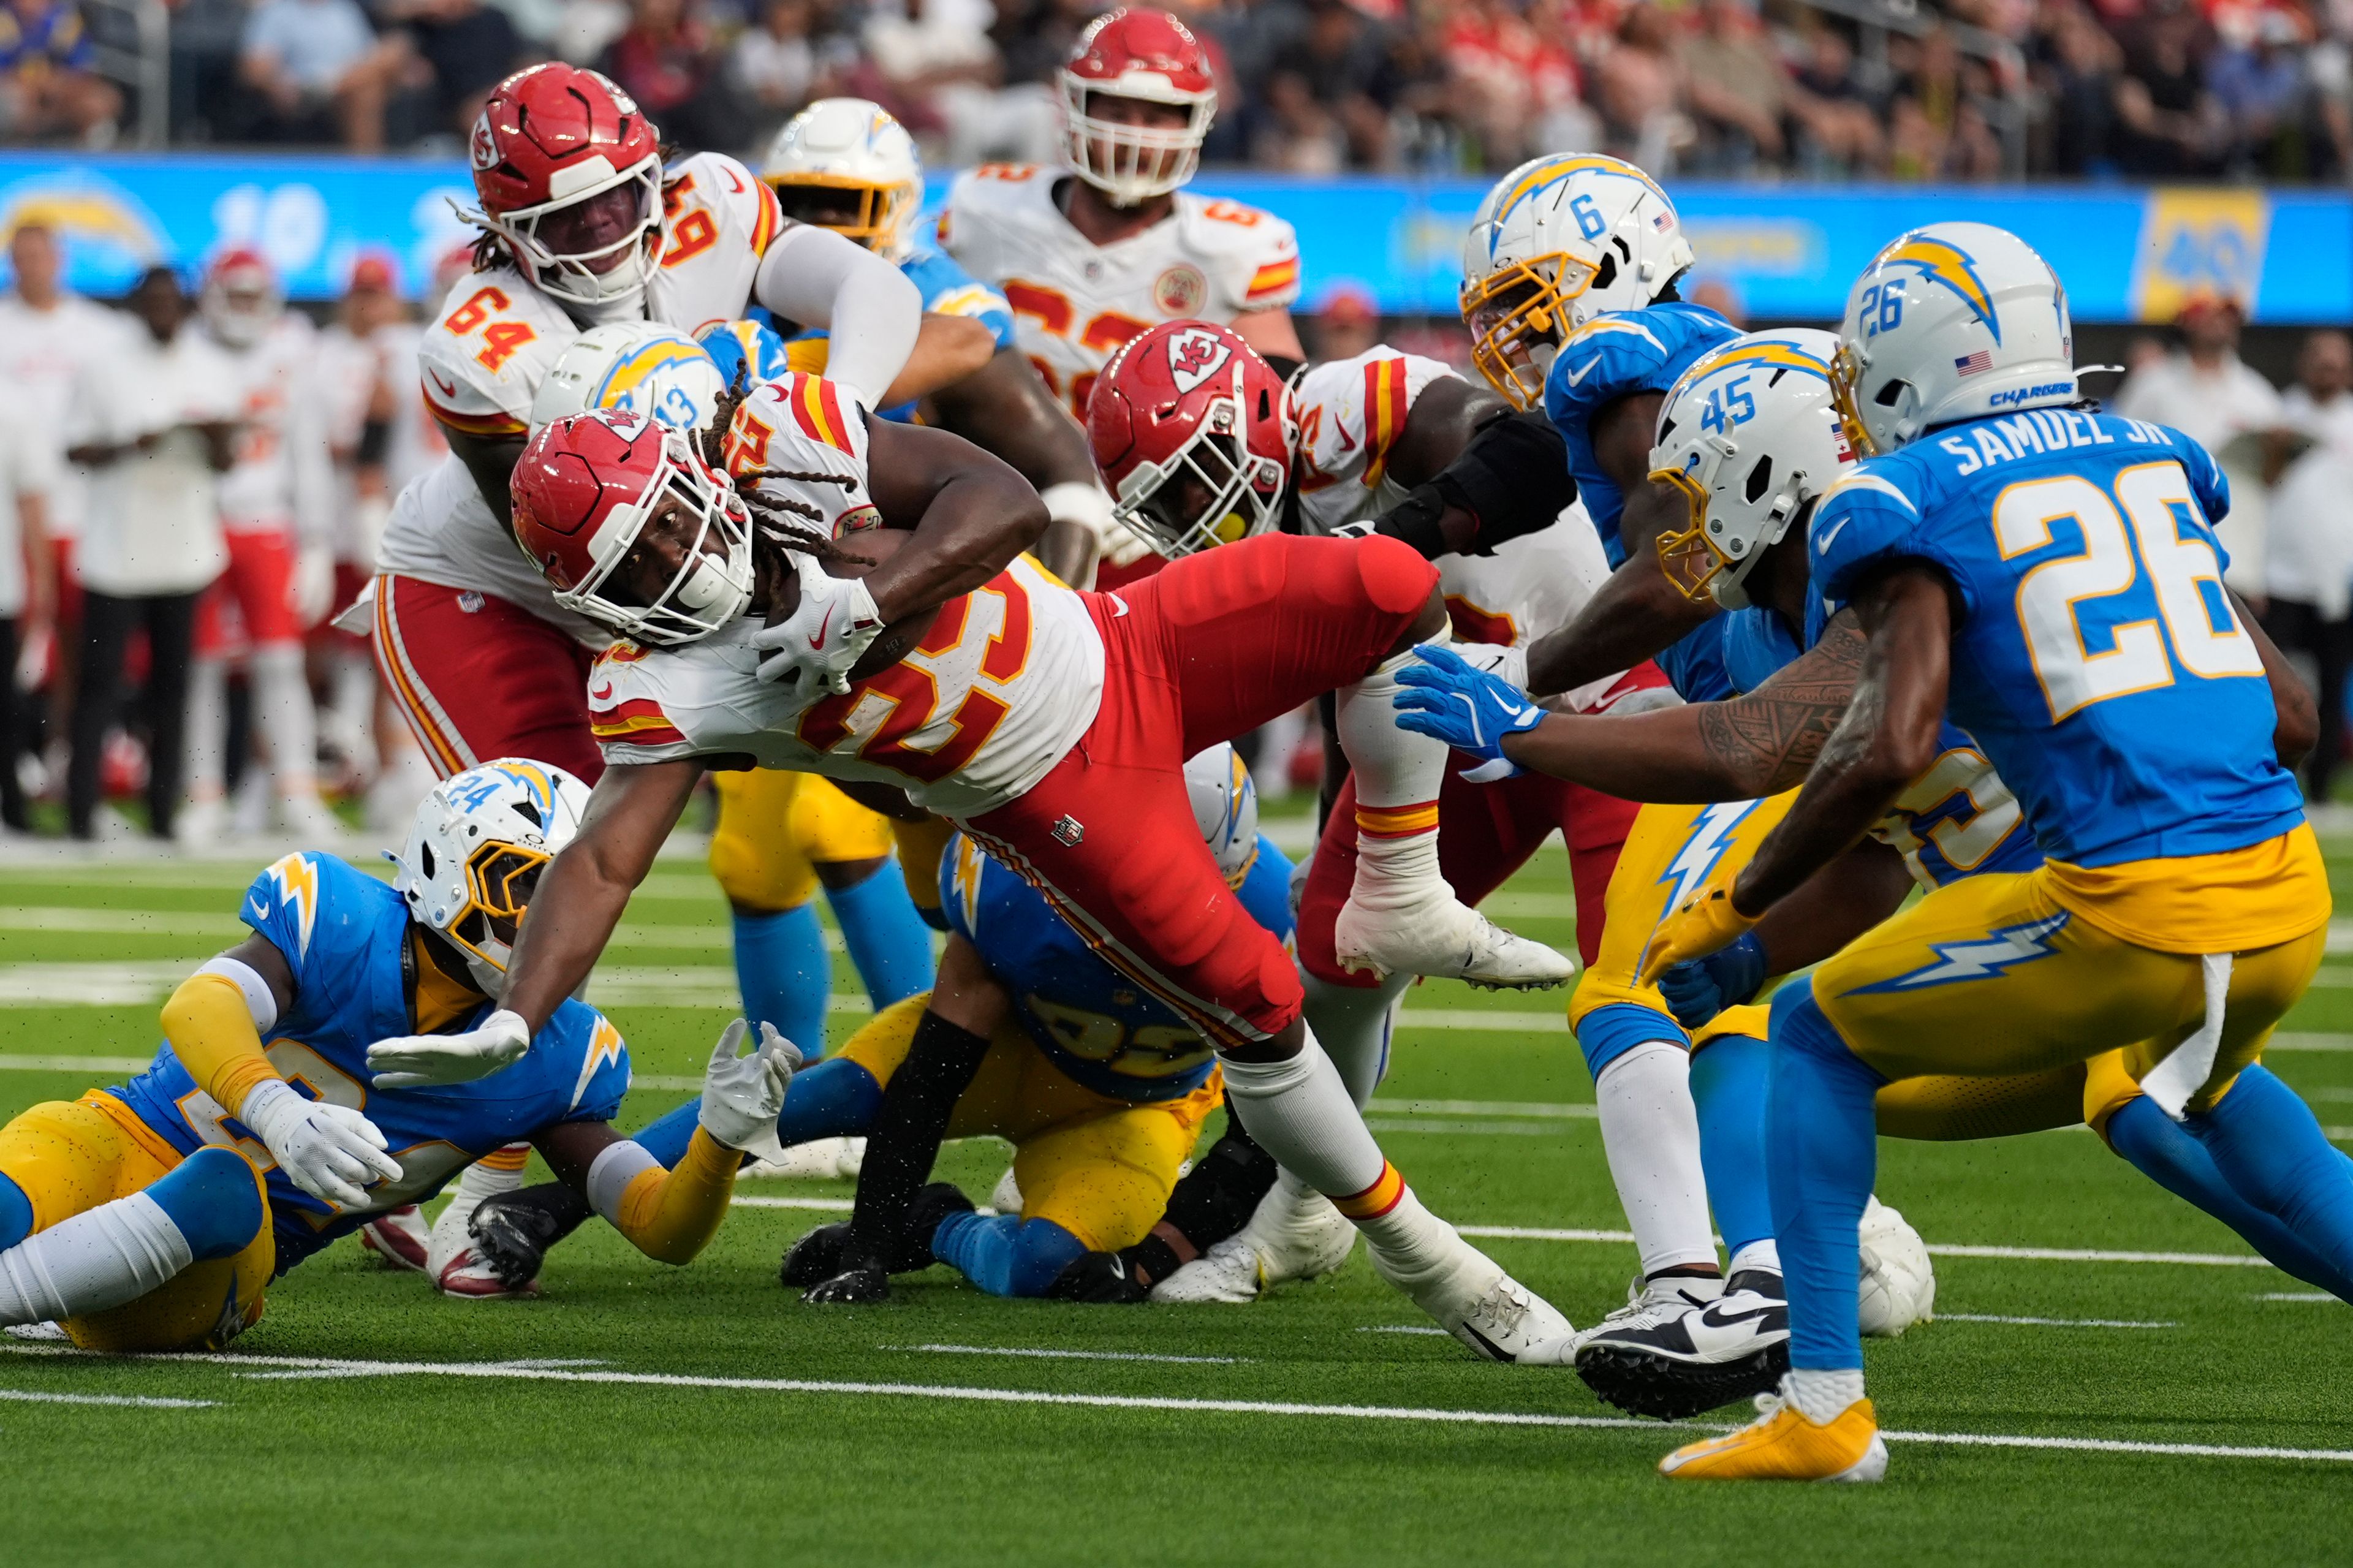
left=1110, top=393, right=1289, bottom=558
left=1062, top=85, right=1212, bottom=205
left=443, top=839, right=551, bottom=992
left=483, top=158, right=665, bottom=312
left=552, top=428, right=756, bottom=646
left=1461, top=258, right=1593, bottom=411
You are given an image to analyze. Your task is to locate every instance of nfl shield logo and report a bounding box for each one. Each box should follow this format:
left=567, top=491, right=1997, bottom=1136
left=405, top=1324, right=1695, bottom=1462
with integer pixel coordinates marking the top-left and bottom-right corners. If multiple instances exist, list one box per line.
left=1051, top=814, right=1085, bottom=846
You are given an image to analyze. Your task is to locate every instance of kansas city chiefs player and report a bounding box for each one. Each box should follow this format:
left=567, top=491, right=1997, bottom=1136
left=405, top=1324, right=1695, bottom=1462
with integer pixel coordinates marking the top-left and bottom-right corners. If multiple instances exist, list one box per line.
left=363, top=385, right=1578, bottom=1358
left=1089, top=320, right=1672, bottom=1300
left=369, top=61, right=948, bottom=787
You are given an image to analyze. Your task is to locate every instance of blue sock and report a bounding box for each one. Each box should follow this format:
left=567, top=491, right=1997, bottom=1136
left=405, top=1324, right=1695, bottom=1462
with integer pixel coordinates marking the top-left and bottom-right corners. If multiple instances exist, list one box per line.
left=632, top=1058, right=885, bottom=1167
left=2185, top=1062, right=2353, bottom=1279
left=1691, top=1032, right=1776, bottom=1265
left=930, top=1211, right=1088, bottom=1297
left=144, top=1148, right=265, bottom=1261
left=0, top=1173, right=31, bottom=1250
left=2109, top=1086, right=2353, bottom=1299
left=824, top=862, right=936, bottom=1010
left=1765, top=983, right=1886, bottom=1373
left=732, top=903, right=831, bottom=1060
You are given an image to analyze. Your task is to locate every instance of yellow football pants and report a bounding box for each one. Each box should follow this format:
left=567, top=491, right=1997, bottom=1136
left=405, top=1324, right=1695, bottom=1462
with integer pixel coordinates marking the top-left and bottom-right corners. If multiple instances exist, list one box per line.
left=0, top=1094, right=271, bottom=1352
left=1816, top=865, right=2327, bottom=1113
left=709, top=770, right=898, bottom=913
left=837, top=996, right=1221, bottom=1252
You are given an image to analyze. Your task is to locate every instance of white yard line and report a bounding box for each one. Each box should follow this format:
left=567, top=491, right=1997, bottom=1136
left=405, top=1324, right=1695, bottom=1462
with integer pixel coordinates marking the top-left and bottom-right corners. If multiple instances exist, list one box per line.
left=889, top=1344, right=1246, bottom=1365
left=0, top=1054, right=159, bottom=1074
left=731, top=1196, right=855, bottom=1212
left=0, top=1387, right=216, bottom=1407
left=1358, top=1325, right=1452, bottom=1336
left=1936, top=1314, right=2177, bottom=1329
left=7, top=1346, right=2348, bottom=1464
left=2256, top=1292, right=2342, bottom=1302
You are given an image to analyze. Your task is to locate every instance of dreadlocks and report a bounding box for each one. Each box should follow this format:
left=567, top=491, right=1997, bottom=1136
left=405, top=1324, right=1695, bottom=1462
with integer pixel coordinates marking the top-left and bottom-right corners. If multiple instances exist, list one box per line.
left=698, top=374, right=873, bottom=572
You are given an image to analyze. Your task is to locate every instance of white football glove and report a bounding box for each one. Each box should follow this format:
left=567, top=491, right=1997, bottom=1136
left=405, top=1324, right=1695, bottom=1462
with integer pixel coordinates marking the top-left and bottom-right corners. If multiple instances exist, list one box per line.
left=238, top=1078, right=403, bottom=1210
left=698, top=1018, right=801, bottom=1151
left=366, top=1008, right=531, bottom=1088
left=751, top=556, right=882, bottom=693
left=289, top=543, right=336, bottom=627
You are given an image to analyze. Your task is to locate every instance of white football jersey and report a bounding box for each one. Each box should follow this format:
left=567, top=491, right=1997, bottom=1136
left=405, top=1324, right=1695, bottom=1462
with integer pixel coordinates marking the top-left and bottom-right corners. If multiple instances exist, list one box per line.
left=1290, top=345, right=1610, bottom=648
left=212, top=313, right=333, bottom=539
left=589, top=374, right=1105, bottom=817
left=939, top=165, right=1299, bottom=421
left=393, top=151, right=790, bottom=624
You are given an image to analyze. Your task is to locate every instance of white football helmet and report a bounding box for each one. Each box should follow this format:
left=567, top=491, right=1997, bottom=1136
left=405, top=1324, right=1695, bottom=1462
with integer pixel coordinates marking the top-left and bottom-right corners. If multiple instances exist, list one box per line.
left=1832, top=221, right=2077, bottom=456
left=390, top=759, right=593, bottom=993
left=1857, top=1195, right=1936, bottom=1338
left=760, top=98, right=924, bottom=262
left=530, top=322, right=729, bottom=434
left=1650, top=329, right=1854, bottom=610
left=1184, top=742, right=1260, bottom=889
left=1460, top=154, right=1695, bottom=410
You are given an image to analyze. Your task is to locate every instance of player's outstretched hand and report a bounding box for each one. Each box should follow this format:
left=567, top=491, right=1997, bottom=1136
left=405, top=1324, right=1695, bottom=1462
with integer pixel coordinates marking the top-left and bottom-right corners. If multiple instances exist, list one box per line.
left=699, top=1018, right=800, bottom=1151
left=1390, top=643, right=1544, bottom=781
left=1656, top=931, right=1771, bottom=1030
left=752, top=556, right=882, bottom=693
left=1636, top=883, right=1760, bottom=988
left=367, top=1008, right=532, bottom=1088
left=239, top=1080, right=403, bottom=1208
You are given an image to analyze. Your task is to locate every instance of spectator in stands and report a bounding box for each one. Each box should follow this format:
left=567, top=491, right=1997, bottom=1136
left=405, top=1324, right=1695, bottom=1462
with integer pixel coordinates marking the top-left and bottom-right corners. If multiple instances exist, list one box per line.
left=1594, top=2, right=1692, bottom=172
left=1267, top=0, right=1396, bottom=168
left=2036, top=0, right=2121, bottom=174
left=379, top=0, right=529, bottom=137
left=240, top=0, right=414, bottom=148
left=1441, top=0, right=1594, bottom=169
left=2114, top=292, right=2287, bottom=600
left=2264, top=329, right=2353, bottom=799
left=1787, top=21, right=1884, bottom=175
left=2112, top=0, right=2223, bottom=173
left=2207, top=8, right=2312, bottom=176
left=0, top=0, right=123, bottom=143
left=64, top=267, right=238, bottom=843
left=597, top=0, right=738, bottom=150
left=1680, top=0, right=1789, bottom=172
left=0, top=384, right=55, bottom=830
left=861, top=0, right=1055, bottom=167
left=731, top=0, right=822, bottom=132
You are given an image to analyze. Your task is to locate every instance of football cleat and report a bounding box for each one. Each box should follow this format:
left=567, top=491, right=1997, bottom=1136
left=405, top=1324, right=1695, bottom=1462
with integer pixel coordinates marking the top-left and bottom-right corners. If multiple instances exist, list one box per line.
left=801, top=1265, right=890, bottom=1304
left=1334, top=884, right=1574, bottom=991
left=355, top=1205, right=430, bottom=1272
left=1149, top=1234, right=1263, bottom=1303
left=463, top=1189, right=583, bottom=1294
left=781, top=1222, right=851, bottom=1288
left=1575, top=1270, right=1789, bottom=1420
left=435, top=1245, right=542, bottom=1300
left=1368, top=1230, right=1577, bottom=1363
left=739, top=1135, right=865, bottom=1180
left=1156, top=1177, right=1358, bottom=1302
left=429, top=1183, right=539, bottom=1298
left=1658, top=1390, right=1887, bottom=1482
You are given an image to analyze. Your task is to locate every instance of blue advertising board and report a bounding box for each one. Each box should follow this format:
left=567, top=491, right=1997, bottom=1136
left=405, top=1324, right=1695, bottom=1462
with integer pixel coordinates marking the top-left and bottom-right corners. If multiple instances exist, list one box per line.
left=1, top=151, right=2342, bottom=325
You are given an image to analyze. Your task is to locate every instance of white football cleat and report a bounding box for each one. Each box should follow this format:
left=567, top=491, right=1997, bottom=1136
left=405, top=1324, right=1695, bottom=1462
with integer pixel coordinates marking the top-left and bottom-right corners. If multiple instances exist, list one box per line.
left=1150, top=1178, right=1358, bottom=1303
left=355, top=1205, right=430, bottom=1272
left=987, top=1165, right=1023, bottom=1215
left=1858, top=1195, right=1936, bottom=1337
left=435, top=1245, right=542, bottom=1300
left=1150, top=1234, right=1264, bottom=1303
left=1334, top=880, right=1573, bottom=991
left=739, top=1136, right=866, bottom=1180
left=1366, top=1221, right=1575, bottom=1362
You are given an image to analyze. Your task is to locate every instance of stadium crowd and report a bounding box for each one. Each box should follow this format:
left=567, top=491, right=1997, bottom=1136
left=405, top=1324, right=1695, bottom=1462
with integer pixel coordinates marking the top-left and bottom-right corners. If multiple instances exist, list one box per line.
left=1, top=0, right=2348, bottom=180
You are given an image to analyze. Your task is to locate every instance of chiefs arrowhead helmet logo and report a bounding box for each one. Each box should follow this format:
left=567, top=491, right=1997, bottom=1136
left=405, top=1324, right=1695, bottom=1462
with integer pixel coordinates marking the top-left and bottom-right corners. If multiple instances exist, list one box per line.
left=1165, top=327, right=1231, bottom=396
left=469, top=109, right=500, bottom=170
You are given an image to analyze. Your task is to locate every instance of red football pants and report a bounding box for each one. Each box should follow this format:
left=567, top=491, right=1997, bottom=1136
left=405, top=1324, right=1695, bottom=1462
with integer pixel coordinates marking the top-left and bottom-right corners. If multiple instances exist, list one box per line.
left=966, top=533, right=1439, bottom=1049
left=370, top=573, right=604, bottom=782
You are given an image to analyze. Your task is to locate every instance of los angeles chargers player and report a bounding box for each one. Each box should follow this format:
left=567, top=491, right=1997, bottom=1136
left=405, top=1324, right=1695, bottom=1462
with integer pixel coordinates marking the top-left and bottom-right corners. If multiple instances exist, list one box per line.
left=1398, top=328, right=2353, bottom=1318
left=1631, top=223, right=2346, bottom=1481
left=0, top=760, right=794, bottom=1349
left=1454, top=153, right=1789, bottom=1415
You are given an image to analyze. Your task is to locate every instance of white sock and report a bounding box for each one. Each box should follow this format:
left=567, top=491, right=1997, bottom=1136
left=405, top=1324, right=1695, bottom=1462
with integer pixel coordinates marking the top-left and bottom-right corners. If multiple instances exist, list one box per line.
left=1335, top=646, right=1451, bottom=903
left=1218, top=1026, right=1388, bottom=1202
left=252, top=643, right=319, bottom=799
left=184, top=657, right=229, bottom=801
left=429, top=1146, right=529, bottom=1272
left=1300, top=971, right=1409, bottom=1108
left=1595, top=1040, right=1720, bottom=1278
left=0, top=1192, right=192, bottom=1325
left=1783, top=1366, right=1867, bottom=1423
left=1729, top=1239, right=1783, bottom=1279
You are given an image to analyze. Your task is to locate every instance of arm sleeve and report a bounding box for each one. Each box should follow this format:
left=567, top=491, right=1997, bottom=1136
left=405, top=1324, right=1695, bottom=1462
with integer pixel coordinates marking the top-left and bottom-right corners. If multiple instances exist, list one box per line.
left=592, top=1127, right=740, bottom=1265
left=161, top=972, right=282, bottom=1117
left=752, top=225, right=922, bottom=412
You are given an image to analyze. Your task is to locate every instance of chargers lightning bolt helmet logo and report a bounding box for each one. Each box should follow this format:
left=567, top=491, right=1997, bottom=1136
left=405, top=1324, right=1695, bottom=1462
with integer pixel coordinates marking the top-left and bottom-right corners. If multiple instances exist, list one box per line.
left=1847, top=911, right=2071, bottom=993
left=1872, top=233, right=2002, bottom=344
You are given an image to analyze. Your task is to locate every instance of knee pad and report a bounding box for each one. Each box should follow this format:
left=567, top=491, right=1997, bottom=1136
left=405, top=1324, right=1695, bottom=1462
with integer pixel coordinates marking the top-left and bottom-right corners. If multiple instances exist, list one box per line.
left=0, top=1172, right=30, bottom=1250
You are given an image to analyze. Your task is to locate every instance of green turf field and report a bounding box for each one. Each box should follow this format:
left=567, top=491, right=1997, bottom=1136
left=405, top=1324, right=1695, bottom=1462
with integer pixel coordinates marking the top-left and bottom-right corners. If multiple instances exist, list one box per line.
left=2, top=828, right=2350, bottom=1566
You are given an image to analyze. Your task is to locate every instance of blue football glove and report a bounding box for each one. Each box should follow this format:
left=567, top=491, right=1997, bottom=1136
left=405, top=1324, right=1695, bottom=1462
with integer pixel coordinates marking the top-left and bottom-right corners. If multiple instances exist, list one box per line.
left=1390, top=643, right=1545, bottom=782
left=1654, top=930, right=1770, bottom=1031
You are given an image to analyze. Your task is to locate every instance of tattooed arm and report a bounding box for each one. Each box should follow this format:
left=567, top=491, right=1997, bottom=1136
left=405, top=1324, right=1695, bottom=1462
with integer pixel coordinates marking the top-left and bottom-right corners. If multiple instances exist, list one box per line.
left=1495, top=612, right=1867, bottom=803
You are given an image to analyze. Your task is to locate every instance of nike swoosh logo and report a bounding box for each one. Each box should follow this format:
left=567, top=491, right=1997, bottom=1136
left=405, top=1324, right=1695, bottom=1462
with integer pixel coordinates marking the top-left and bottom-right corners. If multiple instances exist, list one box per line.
left=1108, top=594, right=1131, bottom=619
left=248, top=898, right=267, bottom=920
left=1697, top=1302, right=1784, bottom=1330
left=427, top=370, right=458, bottom=397
left=1814, top=515, right=1850, bottom=553
left=1564, top=358, right=1599, bottom=387
left=809, top=603, right=836, bottom=650
left=589, top=681, right=613, bottom=702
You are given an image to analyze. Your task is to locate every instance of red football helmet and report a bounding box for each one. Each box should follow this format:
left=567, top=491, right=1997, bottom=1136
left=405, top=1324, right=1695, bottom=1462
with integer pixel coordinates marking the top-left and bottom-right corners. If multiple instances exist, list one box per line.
left=466, top=64, right=665, bottom=311
left=1088, top=320, right=1295, bottom=558
left=200, top=245, right=282, bottom=349
left=1061, top=8, right=1216, bottom=205
left=511, top=407, right=755, bottom=646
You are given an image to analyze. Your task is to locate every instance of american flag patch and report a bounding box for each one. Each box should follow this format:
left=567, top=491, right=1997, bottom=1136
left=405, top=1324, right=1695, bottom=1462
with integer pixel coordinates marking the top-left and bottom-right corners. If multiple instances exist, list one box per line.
left=1954, top=349, right=1993, bottom=376
left=1653, top=211, right=1673, bottom=232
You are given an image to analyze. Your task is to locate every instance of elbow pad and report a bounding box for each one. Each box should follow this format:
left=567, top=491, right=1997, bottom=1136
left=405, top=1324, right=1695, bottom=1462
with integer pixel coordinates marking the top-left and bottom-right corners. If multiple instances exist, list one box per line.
left=1434, top=410, right=1577, bottom=556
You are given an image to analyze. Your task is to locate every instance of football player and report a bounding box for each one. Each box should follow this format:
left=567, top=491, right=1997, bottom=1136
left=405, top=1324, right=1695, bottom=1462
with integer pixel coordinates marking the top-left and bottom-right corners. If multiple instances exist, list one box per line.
left=0, top=760, right=793, bottom=1350
left=365, top=382, right=1580, bottom=1358
left=938, top=7, right=1303, bottom=584
left=369, top=62, right=966, bottom=790
left=187, top=247, right=339, bottom=842
left=1626, top=225, right=2347, bottom=1480
left=1450, top=154, right=1795, bottom=1415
